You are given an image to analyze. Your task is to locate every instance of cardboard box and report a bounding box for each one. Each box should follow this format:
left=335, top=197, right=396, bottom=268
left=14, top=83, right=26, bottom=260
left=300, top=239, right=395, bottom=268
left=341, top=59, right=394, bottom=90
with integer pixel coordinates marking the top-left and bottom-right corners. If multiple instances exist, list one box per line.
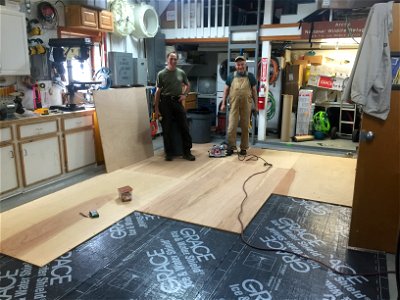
left=183, top=92, right=197, bottom=110
left=285, top=64, right=304, bottom=87
left=283, top=81, right=300, bottom=110
left=307, top=75, right=346, bottom=91
left=304, top=55, right=323, bottom=65
left=296, top=89, right=314, bottom=136
left=294, top=60, right=308, bottom=67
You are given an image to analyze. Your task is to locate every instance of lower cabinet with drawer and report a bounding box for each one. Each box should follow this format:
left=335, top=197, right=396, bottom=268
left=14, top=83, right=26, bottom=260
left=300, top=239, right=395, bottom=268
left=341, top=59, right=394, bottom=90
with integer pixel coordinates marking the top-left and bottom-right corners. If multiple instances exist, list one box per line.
left=63, top=114, right=96, bottom=171
left=64, top=129, right=96, bottom=171
left=0, top=144, right=19, bottom=193
left=0, top=111, right=98, bottom=199
left=20, top=136, right=62, bottom=186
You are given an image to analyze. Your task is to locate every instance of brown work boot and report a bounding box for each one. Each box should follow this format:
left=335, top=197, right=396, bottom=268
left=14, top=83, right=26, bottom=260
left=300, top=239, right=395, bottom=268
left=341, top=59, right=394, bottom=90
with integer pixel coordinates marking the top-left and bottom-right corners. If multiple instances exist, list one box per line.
left=183, top=153, right=195, bottom=161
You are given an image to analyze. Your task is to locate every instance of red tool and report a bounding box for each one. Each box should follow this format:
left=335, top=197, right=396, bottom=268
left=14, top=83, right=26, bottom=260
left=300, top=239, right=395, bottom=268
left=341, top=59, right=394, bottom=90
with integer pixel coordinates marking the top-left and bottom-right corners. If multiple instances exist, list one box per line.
left=150, top=112, right=158, bottom=138
left=32, top=83, right=42, bottom=109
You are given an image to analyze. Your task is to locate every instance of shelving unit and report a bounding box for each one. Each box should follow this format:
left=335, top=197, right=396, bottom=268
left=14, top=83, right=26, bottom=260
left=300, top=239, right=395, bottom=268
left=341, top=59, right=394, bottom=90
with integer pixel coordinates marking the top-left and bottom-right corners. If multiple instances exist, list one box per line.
left=307, top=74, right=357, bottom=138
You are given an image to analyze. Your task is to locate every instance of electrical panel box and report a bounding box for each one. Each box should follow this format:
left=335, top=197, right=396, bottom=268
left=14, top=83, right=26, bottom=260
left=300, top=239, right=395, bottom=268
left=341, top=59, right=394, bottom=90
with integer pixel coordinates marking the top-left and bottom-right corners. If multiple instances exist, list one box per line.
left=132, top=58, right=148, bottom=86
left=108, top=52, right=134, bottom=87
left=145, top=32, right=165, bottom=85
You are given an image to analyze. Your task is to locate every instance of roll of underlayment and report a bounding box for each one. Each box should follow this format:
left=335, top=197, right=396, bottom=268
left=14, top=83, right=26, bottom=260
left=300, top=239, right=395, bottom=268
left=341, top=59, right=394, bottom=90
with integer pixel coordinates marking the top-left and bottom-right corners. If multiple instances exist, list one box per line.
left=293, top=135, right=314, bottom=142
left=132, top=3, right=159, bottom=38
left=281, top=94, right=293, bottom=142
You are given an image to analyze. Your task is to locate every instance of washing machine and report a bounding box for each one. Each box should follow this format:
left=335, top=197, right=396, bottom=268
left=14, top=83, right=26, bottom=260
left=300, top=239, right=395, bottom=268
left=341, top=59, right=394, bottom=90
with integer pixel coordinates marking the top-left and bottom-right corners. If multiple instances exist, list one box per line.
left=216, top=53, right=227, bottom=114
left=217, top=53, right=228, bottom=93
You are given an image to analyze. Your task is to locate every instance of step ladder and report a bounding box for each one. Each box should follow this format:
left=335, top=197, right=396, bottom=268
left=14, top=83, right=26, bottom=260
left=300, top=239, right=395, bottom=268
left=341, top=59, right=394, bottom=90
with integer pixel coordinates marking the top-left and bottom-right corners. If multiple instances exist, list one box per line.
left=225, top=0, right=261, bottom=146
left=339, top=102, right=357, bottom=138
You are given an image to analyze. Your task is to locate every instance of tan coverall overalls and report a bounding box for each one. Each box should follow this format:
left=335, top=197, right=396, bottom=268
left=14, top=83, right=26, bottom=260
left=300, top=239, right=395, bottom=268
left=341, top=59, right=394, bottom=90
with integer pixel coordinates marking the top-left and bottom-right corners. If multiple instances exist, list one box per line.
left=227, top=72, right=253, bottom=151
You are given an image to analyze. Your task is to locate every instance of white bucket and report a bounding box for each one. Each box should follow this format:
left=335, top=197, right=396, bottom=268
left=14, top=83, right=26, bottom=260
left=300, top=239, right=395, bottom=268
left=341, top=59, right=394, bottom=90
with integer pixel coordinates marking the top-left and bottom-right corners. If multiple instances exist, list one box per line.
left=132, top=3, right=159, bottom=38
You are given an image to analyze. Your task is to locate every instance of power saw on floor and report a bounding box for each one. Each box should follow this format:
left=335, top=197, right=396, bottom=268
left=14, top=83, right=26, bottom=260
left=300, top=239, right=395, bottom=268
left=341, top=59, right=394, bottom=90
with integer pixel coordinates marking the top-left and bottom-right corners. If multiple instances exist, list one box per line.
left=208, top=143, right=228, bottom=158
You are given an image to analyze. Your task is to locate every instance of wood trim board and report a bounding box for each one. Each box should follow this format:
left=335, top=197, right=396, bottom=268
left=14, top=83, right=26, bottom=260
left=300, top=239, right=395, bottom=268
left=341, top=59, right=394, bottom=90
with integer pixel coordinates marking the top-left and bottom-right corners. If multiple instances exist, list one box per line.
left=165, top=37, right=229, bottom=44
left=0, top=146, right=356, bottom=266
left=261, top=23, right=299, bottom=28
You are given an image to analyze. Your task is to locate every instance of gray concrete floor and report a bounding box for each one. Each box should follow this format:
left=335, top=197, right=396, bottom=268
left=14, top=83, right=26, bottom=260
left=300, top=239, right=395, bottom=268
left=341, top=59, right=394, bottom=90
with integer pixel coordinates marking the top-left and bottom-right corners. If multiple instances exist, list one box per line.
left=1, top=133, right=396, bottom=299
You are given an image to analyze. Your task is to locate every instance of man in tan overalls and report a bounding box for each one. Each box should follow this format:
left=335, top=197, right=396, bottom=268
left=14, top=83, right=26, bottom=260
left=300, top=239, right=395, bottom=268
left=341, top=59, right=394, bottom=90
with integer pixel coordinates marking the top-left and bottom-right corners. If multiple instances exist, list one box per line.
left=220, top=56, right=258, bottom=156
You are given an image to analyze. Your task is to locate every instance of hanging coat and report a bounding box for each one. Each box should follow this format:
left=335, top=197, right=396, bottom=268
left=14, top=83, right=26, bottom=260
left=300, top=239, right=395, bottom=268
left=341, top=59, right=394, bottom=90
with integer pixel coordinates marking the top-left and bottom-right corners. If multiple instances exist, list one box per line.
left=342, top=1, right=393, bottom=120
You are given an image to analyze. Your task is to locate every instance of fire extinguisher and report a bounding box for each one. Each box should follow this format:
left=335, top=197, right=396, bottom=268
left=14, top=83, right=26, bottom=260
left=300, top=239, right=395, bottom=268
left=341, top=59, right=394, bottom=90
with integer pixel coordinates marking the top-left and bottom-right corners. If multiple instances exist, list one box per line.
left=258, top=96, right=265, bottom=110
left=258, top=83, right=266, bottom=110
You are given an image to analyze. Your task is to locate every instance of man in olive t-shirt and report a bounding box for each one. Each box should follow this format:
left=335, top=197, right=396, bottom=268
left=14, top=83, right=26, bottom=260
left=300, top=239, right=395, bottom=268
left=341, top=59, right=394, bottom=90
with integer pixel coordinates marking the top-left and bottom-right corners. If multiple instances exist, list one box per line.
left=154, top=52, right=195, bottom=161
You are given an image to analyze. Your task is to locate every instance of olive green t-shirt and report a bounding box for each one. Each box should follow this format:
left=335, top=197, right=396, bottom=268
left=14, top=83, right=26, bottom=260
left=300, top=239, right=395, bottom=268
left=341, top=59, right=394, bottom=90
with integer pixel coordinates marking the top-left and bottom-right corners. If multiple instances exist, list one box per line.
left=156, top=67, right=189, bottom=96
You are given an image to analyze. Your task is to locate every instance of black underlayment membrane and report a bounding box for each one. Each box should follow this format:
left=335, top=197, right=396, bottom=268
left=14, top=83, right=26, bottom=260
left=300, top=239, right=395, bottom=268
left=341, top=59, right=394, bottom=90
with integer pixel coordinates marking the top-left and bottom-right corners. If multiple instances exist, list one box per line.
left=0, top=195, right=389, bottom=299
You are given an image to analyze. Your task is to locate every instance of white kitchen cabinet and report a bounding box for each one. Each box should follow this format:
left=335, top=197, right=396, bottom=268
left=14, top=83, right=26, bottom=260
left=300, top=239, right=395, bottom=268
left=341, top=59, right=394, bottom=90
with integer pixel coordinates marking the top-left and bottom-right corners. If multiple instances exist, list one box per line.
left=0, top=7, right=30, bottom=75
left=63, top=115, right=93, bottom=131
left=18, top=120, right=58, bottom=139
left=0, top=127, right=13, bottom=143
left=0, top=144, right=19, bottom=194
left=20, top=136, right=62, bottom=186
left=64, top=129, right=96, bottom=171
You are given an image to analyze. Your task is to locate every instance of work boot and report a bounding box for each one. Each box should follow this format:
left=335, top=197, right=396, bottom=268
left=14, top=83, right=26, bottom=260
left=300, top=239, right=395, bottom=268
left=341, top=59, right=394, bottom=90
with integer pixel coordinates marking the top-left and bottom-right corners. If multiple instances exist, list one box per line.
left=183, top=153, right=196, bottom=161
left=226, top=149, right=234, bottom=156
left=239, top=149, right=247, bottom=156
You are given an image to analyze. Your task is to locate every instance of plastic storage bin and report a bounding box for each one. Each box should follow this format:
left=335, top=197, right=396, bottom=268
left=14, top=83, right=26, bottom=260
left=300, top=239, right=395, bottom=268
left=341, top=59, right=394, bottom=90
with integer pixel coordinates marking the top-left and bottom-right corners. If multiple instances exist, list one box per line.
left=187, top=108, right=212, bottom=143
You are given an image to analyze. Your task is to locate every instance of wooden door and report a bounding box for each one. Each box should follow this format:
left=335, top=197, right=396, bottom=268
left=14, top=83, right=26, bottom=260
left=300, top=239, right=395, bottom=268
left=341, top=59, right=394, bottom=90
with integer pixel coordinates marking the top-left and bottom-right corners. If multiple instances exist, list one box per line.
left=349, top=3, right=400, bottom=253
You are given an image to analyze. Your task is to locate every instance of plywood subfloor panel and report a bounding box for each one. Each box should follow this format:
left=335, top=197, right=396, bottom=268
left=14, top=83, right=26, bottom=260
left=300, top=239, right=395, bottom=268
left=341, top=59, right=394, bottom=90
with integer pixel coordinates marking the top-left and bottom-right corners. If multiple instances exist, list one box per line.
left=93, top=88, right=154, bottom=173
left=0, top=145, right=356, bottom=266
left=285, top=152, right=356, bottom=206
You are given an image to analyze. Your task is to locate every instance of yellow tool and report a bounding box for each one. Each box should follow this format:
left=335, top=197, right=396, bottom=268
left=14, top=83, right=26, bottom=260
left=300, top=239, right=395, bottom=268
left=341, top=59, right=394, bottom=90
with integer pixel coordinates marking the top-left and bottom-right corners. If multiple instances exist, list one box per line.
left=34, top=108, right=49, bottom=115
left=29, top=26, right=42, bottom=36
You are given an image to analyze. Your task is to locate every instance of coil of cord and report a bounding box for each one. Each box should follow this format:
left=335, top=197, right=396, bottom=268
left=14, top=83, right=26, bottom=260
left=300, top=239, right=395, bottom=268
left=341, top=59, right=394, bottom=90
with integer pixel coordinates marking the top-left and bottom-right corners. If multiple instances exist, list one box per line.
left=94, top=68, right=112, bottom=90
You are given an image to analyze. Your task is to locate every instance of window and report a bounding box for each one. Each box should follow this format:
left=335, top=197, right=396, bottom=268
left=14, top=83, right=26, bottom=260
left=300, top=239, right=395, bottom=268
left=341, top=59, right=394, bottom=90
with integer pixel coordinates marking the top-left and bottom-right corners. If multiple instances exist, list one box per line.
left=58, top=27, right=105, bottom=84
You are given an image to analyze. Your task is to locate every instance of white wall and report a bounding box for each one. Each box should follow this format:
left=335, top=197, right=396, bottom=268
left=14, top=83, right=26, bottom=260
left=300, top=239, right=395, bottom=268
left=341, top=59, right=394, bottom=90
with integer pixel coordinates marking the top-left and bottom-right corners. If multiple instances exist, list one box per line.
left=107, top=34, right=144, bottom=58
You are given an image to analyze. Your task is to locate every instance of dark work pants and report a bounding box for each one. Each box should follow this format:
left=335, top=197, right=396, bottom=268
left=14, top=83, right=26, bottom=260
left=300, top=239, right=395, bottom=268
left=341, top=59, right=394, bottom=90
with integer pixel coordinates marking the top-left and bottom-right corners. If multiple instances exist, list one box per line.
left=159, top=97, right=192, bottom=156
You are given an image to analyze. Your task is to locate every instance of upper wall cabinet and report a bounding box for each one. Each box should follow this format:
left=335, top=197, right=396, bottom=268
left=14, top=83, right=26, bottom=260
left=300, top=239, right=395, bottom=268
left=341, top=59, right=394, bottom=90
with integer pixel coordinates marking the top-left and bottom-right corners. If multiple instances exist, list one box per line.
left=65, top=5, right=113, bottom=32
left=98, top=10, right=113, bottom=31
left=0, top=7, right=30, bottom=76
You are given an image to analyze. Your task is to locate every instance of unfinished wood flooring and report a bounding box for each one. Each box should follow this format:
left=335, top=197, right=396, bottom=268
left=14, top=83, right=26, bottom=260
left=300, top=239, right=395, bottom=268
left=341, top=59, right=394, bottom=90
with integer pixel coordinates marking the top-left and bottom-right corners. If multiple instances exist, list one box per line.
left=0, top=145, right=356, bottom=266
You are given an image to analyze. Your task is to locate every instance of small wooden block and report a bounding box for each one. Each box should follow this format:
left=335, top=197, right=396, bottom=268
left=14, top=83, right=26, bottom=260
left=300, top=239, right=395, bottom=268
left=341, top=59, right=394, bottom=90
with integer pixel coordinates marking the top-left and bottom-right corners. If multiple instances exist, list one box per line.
left=118, top=185, right=133, bottom=202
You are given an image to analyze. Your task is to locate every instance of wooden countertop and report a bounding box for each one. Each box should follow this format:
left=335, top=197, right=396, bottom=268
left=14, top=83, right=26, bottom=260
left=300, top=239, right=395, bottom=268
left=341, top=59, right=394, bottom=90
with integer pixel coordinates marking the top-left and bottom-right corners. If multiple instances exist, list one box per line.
left=0, top=108, right=95, bottom=127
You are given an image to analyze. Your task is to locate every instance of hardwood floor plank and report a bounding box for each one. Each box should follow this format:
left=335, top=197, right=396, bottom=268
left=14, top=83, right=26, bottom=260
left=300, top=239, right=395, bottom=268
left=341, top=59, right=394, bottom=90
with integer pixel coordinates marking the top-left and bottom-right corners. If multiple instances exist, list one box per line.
left=0, top=145, right=355, bottom=266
